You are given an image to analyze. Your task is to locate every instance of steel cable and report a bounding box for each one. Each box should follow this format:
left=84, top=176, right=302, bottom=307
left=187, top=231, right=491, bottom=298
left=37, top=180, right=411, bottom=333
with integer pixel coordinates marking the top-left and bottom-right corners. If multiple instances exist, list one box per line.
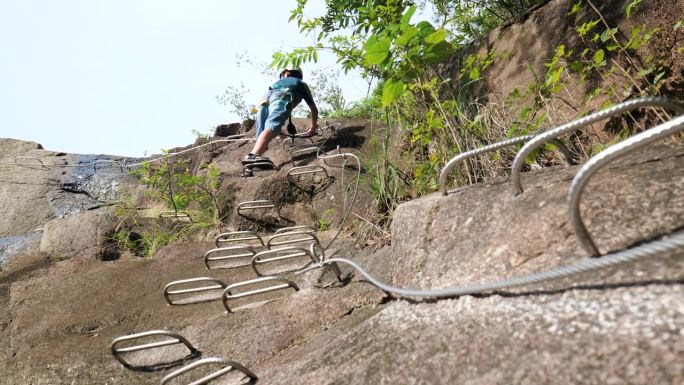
left=319, top=231, right=684, bottom=299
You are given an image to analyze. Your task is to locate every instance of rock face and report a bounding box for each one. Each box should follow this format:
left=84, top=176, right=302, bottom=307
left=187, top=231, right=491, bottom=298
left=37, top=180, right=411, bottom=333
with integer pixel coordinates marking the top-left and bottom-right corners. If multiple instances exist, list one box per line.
left=1, top=137, right=682, bottom=384
left=0, top=139, right=136, bottom=264
left=39, top=207, right=117, bottom=260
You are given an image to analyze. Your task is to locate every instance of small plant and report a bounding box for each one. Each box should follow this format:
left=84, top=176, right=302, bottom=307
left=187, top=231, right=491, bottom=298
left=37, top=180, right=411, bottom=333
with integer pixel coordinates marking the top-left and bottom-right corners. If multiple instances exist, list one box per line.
left=317, top=208, right=336, bottom=231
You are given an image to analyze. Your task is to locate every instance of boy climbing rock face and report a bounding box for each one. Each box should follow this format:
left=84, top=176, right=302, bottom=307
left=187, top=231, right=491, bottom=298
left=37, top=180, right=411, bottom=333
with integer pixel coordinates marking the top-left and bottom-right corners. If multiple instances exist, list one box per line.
left=243, top=68, right=319, bottom=165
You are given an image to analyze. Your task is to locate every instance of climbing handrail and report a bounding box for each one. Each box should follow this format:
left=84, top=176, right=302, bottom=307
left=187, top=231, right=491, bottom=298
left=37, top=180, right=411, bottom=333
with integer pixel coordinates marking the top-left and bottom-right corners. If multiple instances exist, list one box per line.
left=511, top=96, right=684, bottom=194
left=274, top=225, right=317, bottom=235
left=93, top=159, right=125, bottom=172
left=204, top=245, right=256, bottom=269
left=160, top=357, right=258, bottom=385
left=266, top=230, right=320, bottom=249
left=215, top=230, right=265, bottom=247
left=250, top=246, right=320, bottom=276
left=110, top=330, right=199, bottom=370
left=163, top=277, right=227, bottom=306
left=159, top=211, right=193, bottom=222
left=236, top=200, right=280, bottom=217
left=568, top=114, right=684, bottom=257
left=221, top=276, right=299, bottom=313
left=438, top=135, right=575, bottom=195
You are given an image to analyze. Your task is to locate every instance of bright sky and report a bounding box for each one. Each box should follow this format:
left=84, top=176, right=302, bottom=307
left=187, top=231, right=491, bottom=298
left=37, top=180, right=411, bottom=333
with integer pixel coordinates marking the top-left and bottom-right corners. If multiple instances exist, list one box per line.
left=0, top=0, right=372, bottom=157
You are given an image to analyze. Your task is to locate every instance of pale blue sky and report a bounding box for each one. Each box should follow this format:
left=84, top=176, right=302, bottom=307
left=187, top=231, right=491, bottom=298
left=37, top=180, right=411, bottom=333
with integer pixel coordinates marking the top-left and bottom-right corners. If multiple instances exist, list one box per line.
left=0, top=0, right=372, bottom=156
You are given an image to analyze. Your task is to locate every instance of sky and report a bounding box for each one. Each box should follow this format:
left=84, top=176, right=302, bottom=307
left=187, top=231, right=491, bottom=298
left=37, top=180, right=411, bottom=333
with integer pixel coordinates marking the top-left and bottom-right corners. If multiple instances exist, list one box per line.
left=0, top=0, right=373, bottom=157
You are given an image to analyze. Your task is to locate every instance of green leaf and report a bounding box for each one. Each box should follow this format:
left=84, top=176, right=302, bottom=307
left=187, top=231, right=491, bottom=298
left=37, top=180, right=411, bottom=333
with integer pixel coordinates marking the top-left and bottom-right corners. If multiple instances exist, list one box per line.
left=425, top=29, right=447, bottom=45
left=424, top=41, right=453, bottom=63
left=381, top=79, right=405, bottom=107
left=364, top=36, right=391, bottom=65
left=468, top=67, right=480, bottom=80
left=415, top=21, right=436, bottom=37
left=593, top=49, right=605, bottom=65
left=674, top=19, right=683, bottom=30
left=600, top=27, right=618, bottom=42
left=400, top=5, right=417, bottom=31
left=626, top=0, right=642, bottom=18
left=396, top=26, right=419, bottom=47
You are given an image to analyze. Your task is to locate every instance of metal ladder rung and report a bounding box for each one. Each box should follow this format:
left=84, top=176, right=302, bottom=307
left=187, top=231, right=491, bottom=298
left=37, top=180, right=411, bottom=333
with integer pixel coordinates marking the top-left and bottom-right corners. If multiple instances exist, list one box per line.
left=215, top=231, right=265, bottom=247
left=14, top=156, right=46, bottom=168
left=158, top=211, right=193, bottom=222
left=251, top=246, right=319, bottom=276
left=266, top=230, right=320, bottom=249
left=160, top=357, right=257, bottom=385
left=221, top=276, right=299, bottom=313
left=163, top=277, right=226, bottom=305
left=110, top=330, right=199, bottom=370
left=204, top=246, right=256, bottom=269
left=274, top=225, right=317, bottom=235
left=236, top=200, right=280, bottom=218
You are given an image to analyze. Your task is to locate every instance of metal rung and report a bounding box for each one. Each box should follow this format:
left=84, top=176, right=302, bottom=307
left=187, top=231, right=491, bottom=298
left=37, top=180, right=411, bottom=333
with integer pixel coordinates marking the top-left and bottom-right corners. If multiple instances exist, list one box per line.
left=215, top=230, right=265, bottom=247
left=438, top=135, right=575, bottom=196
left=286, top=165, right=330, bottom=185
left=163, top=277, right=227, bottom=305
left=159, top=211, right=193, bottom=222
left=251, top=246, right=319, bottom=276
left=266, top=230, right=320, bottom=249
left=290, top=144, right=321, bottom=165
left=568, top=114, right=684, bottom=257
left=222, top=276, right=299, bottom=313
left=110, top=330, right=199, bottom=370
left=281, top=135, right=315, bottom=151
left=204, top=245, right=256, bottom=269
left=242, top=161, right=278, bottom=176
left=511, top=96, right=684, bottom=194
left=93, top=159, right=124, bottom=172
left=236, top=200, right=280, bottom=217
left=274, top=225, right=316, bottom=235
left=14, top=156, right=46, bottom=168
left=160, top=357, right=258, bottom=385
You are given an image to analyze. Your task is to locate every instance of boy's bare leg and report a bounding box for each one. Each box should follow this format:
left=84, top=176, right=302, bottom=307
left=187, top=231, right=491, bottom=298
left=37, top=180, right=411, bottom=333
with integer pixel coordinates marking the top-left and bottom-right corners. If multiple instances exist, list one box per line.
left=250, top=128, right=277, bottom=156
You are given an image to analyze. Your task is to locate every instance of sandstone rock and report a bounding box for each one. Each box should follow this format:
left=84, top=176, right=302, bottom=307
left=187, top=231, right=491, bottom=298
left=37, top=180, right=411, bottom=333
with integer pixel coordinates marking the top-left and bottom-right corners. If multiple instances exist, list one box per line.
left=39, top=208, right=118, bottom=260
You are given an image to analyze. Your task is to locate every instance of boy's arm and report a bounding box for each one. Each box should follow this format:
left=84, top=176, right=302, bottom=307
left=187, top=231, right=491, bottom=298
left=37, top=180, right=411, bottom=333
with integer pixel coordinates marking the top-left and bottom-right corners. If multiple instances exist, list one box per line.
left=302, top=83, right=318, bottom=134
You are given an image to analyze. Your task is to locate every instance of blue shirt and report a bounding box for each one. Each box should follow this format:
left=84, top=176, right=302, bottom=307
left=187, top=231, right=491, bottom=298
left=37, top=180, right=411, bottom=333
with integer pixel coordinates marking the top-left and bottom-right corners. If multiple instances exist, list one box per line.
left=270, top=77, right=314, bottom=109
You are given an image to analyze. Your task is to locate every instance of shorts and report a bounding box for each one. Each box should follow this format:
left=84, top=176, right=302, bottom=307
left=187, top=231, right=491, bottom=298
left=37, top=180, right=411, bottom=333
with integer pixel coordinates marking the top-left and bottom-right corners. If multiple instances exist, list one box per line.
left=264, top=89, right=292, bottom=134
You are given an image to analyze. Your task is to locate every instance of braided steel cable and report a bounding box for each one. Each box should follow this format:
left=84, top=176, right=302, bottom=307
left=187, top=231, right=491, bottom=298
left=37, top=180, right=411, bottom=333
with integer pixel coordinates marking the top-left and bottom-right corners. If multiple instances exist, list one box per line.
left=314, top=135, right=362, bottom=255
left=511, top=96, right=684, bottom=194
left=568, top=114, right=684, bottom=257
left=319, top=231, right=684, bottom=299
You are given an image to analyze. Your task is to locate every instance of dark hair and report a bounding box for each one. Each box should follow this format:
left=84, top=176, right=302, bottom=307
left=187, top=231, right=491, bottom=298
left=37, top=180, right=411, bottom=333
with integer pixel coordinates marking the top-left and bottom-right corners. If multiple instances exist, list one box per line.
left=280, top=69, right=304, bottom=80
